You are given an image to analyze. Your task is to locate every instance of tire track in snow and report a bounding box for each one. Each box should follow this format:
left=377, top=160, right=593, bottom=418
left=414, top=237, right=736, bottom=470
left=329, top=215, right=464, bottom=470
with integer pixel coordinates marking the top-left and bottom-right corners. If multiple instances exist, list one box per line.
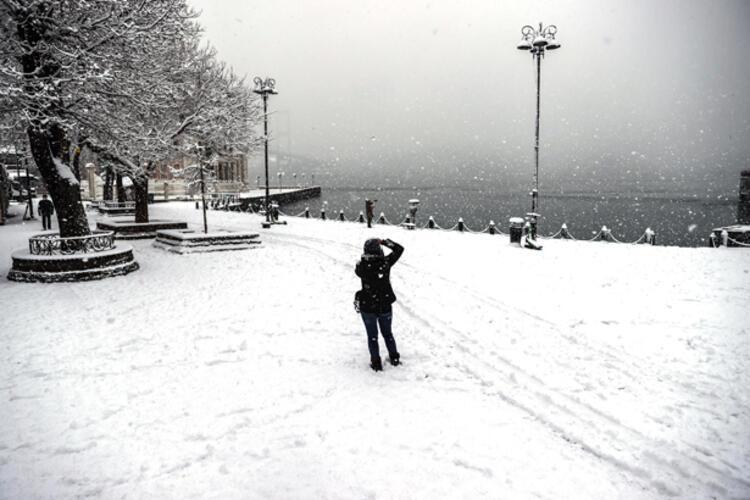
left=389, top=248, right=747, bottom=482
left=273, top=232, right=733, bottom=449
left=396, top=297, right=746, bottom=498
left=265, top=230, right=749, bottom=498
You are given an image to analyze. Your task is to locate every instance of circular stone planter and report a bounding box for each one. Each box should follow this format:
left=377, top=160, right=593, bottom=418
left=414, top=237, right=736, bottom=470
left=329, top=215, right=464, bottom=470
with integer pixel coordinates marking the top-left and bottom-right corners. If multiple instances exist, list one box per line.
left=6, top=231, right=139, bottom=283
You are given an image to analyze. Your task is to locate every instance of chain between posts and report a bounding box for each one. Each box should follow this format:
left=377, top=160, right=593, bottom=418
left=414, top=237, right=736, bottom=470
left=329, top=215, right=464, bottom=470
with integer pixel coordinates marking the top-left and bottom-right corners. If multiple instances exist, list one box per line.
left=231, top=204, right=661, bottom=245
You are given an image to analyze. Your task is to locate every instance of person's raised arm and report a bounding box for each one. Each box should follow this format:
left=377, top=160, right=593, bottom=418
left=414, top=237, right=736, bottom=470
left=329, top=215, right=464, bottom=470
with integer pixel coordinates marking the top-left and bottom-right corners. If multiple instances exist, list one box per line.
left=382, top=239, right=403, bottom=266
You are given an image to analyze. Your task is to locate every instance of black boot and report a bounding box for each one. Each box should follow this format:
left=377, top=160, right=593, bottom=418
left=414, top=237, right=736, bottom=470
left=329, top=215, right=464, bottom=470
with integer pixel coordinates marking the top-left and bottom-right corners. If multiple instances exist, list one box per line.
left=370, top=357, right=383, bottom=371
left=388, top=354, right=400, bottom=367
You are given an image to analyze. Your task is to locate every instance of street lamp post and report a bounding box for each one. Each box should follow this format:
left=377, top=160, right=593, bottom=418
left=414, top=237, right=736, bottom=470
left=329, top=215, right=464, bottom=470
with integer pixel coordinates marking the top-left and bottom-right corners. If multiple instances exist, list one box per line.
left=517, top=22, right=560, bottom=237
left=24, top=148, right=34, bottom=219
left=253, top=76, right=278, bottom=227
left=197, top=145, right=208, bottom=233
left=14, top=142, right=21, bottom=202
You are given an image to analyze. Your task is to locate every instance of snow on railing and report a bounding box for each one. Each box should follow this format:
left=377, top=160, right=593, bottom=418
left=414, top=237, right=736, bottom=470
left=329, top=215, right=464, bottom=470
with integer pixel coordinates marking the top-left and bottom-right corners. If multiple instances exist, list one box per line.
left=727, top=236, right=750, bottom=247
left=709, top=229, right=750, bottom=248
left=237, top=204, right=659, bottom=245
left=102, top=201, right=135, bottom=209
left=29, top=230, right=115, bottom=255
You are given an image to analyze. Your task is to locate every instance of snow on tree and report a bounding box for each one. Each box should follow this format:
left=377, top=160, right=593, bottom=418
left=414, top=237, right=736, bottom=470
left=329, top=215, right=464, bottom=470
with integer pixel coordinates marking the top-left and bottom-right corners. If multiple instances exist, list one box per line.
left=79, top=23, right=260, bottom=224
left=0, top=0, right=195, bottom=236
left=165, top=43, right=262, bottom=232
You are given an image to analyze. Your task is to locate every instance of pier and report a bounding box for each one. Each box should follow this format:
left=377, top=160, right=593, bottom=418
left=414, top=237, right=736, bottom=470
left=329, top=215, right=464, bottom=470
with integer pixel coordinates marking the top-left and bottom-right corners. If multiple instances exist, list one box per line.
left=237, top=186, right=320, bottom=211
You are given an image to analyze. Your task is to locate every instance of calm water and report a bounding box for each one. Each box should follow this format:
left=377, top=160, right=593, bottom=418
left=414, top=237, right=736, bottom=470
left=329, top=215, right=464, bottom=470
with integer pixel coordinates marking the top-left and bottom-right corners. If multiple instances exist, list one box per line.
left=281, top=186, right=737, bottom=247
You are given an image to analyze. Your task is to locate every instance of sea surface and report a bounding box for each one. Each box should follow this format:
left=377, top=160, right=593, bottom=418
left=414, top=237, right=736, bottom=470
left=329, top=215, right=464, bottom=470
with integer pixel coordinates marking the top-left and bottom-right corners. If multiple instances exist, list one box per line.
left=280, top=185, right=738, bottom=247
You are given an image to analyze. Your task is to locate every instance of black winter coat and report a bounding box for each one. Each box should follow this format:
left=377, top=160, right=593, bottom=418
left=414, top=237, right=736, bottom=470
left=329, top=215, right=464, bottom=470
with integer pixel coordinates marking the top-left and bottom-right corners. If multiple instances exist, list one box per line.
left=38, top=199, right=54, bottom=216
left=355, top=241, right=404, bottom=314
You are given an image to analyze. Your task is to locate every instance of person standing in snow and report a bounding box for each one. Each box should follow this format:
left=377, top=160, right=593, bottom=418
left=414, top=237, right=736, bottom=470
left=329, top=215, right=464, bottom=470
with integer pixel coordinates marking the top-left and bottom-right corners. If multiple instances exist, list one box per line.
left=365, top=198, right=377, bottom=228
left=38, top=194, right=54, bottom=230
left=355, top=238, right=404, bottom=371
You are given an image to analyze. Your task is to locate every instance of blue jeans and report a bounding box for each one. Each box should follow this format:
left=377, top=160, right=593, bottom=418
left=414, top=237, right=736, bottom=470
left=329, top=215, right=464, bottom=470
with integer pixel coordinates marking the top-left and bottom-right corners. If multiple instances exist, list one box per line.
left=361, top=312, right=399, bottom=361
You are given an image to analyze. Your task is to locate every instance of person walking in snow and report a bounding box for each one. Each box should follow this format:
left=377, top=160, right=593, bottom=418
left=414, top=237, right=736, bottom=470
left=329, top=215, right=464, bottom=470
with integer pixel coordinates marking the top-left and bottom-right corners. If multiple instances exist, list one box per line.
left=38, top=194, right=54, bottom=230
left=355, top=237, right=404, bottom=371
left=365, top=198, right=377, bottom=228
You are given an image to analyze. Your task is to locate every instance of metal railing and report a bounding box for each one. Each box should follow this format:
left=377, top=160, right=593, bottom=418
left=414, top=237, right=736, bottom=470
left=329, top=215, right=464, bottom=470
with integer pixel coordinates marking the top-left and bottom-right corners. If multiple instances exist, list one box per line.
left=102, top=201, right=135, bottom=209
left=29, top=231, right=115, bottom=255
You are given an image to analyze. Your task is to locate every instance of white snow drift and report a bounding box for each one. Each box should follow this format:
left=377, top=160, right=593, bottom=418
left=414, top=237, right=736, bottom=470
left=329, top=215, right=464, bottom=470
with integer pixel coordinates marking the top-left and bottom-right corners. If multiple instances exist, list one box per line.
left=0, top=202, right=748, bottom=499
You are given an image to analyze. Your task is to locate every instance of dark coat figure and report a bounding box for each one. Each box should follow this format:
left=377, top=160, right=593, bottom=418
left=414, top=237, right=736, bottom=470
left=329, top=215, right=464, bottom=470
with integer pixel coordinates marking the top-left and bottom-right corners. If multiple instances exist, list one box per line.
left=355, top=238, right=404, bottom=371
left=365, top=198, right=377, bottom=228
left=38, top=195, right=54, bottom=230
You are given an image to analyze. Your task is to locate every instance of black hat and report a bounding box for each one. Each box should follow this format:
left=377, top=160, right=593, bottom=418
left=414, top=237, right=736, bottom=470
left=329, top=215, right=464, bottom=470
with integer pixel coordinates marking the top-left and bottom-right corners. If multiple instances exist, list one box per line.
left=363, top=238, right=383, bottom=256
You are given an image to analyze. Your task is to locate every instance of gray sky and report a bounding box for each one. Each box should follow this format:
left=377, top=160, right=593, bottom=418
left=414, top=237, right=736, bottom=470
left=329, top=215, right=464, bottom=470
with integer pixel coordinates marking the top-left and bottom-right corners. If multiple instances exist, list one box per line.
left=189, top=0, right=750, bottom=192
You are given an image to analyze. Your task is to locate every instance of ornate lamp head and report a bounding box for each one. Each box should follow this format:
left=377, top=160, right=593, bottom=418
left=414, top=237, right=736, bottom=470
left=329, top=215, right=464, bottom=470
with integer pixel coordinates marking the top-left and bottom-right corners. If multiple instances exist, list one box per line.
left=253, top=77, right=278, bottom=95
left=518, top=23, right=560, bottom=55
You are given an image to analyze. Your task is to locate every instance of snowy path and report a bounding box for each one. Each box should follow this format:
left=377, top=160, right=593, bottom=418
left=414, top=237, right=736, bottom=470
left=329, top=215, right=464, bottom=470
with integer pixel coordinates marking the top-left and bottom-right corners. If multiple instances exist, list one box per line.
left=1, top=202, right=748, bottom=499
left=266, top=225, right=750, bottom=498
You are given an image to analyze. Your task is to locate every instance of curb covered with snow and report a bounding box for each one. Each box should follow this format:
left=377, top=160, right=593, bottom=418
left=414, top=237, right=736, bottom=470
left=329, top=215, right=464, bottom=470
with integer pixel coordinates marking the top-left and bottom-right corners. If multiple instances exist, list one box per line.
left=6, top=244, right=139, bottom=283
left=153, top=229, right=261, bottom=254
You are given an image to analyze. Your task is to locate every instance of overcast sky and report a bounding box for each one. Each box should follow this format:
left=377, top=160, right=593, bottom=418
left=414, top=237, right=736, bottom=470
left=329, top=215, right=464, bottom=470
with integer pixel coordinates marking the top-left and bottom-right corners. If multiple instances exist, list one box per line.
left=189, top=0, right=750, bottom=192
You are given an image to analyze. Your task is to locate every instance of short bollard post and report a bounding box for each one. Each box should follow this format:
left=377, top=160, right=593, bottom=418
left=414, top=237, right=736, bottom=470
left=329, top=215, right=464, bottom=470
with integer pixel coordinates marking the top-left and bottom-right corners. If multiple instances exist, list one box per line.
left=644, top=228, right=655, bottom=245
left=378, top=212, right=386, bottom=224
left=195, top=201, right=199, bottom=210
left=304, top=207, right=310, bottom=218
left=709, top=232, right=718, bottom=248
left=488, top=221, right=496, bottom=235
left=457, top=218, right=464, bottom=232
left=358, top=211, right=365, bottom=223
left=321, top=208, right=326, bottom=220
left=339, top=210, right=345, bottom=221
left=428, top=216, right=435, bottom=229
left=560, top=223, right=572, bottom=239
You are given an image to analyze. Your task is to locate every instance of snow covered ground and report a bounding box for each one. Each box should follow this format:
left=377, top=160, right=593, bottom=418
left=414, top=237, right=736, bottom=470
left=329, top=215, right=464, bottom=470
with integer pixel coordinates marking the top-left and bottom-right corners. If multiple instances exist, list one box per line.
left=1, top=201, right=749, bottom=499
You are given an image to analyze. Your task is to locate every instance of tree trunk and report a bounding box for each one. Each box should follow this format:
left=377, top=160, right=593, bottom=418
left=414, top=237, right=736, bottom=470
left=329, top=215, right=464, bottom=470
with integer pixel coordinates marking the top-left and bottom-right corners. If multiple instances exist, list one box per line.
left=103, top=166, right=113, bottom=201
left=134, top=175, right=149, bottom=223
left=116, top=173, right=126, bottom=202
left=72, top=145, right=82, bottom=183
left=0, top=174, right=7, bottom=225
left=27, top=125, right=90, bottom=237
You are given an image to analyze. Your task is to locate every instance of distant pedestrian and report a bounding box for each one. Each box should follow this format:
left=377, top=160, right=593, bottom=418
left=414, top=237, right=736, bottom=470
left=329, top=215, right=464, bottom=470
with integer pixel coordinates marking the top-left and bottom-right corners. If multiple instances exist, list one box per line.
left=355, top=238, right=404, bottom=371
left=38, top=194, right=54, bottom=230
left=365, top=198, right=377, bottom=228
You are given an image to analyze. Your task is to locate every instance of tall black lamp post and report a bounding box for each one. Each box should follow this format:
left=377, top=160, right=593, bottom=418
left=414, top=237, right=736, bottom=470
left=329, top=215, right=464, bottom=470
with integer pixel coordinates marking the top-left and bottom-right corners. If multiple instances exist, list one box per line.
left=23, top=147, right=34, bottom=219
left=517, top=22, right=560, bottom=237
left=253, top=76, right=278, bottom=228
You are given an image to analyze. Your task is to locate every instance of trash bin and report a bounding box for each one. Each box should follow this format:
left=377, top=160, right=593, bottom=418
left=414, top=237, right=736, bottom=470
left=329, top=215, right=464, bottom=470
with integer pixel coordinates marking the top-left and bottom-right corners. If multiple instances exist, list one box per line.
left=509, top=217, right=524, bottom=243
